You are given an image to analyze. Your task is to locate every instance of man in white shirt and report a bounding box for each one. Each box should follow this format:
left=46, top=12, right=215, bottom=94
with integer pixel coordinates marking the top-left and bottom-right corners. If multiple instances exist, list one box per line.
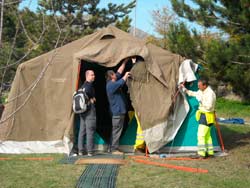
left=181, top=78, right=216, bottom=159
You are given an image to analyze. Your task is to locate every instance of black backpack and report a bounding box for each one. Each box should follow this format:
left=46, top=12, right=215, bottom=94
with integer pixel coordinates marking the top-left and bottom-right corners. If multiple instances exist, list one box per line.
left=72, top=87, right=89, bottom=114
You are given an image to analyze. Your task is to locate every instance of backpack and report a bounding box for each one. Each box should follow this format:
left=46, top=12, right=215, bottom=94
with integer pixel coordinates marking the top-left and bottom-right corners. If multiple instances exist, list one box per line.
left=72, top=87, right=89, bottom=114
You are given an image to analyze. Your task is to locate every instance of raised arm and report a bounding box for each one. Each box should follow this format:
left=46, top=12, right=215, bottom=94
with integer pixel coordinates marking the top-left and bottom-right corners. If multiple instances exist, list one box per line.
left=117, top=58, right=129, bottom=74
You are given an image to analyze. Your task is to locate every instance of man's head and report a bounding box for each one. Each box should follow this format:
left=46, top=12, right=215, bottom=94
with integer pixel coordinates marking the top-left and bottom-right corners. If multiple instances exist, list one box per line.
left=198, top=78, right=209, bottom=91
left=85, top=70, right=95, bottom=83
left=106, top=70, right=117, bottom=81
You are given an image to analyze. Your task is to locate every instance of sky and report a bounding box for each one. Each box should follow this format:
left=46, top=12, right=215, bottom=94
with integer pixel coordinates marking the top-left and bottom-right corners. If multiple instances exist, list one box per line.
left=98, top=0, right=174, bottom=35
left=20, top=0, right=205, bottom=36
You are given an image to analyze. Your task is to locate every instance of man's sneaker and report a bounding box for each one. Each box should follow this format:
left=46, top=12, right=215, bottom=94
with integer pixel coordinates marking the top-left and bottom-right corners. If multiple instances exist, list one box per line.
left=87, top=153, right=94, bottom=157
left=107, top=145, right=112, bottom=153
left=78, top=151, right=87, bottom=156
left=112, top=150, right=124, bottom=155
left=71, top=153, right=78, bottom=157
left=207, top=154, right=215, bottom=158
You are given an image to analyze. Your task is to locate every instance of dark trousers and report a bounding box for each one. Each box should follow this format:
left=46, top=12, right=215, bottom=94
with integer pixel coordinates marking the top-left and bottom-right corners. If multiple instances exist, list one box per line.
left=111, top=115, right=125, bottom=151
left=78, top=106, right=96, bottom=153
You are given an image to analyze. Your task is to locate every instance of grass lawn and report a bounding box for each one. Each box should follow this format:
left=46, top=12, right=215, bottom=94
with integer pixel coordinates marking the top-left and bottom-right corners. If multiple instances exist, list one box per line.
left=216, top=98, right=250, bottom=122
left=1, top=98, right=250, bottom=188
left=1, top=124, right=250, bottom=188
left=0, top=154, right=84, bottom=188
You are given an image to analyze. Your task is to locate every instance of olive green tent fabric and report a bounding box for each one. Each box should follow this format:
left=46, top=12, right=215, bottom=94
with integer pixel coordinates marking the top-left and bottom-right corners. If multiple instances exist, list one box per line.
left=0, top=26, right=185, bottom=153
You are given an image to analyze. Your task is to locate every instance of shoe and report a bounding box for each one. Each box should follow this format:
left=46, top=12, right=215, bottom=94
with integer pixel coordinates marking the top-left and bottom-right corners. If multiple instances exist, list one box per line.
left=87, top=153, right=94, bottom=157
left=78, top=151, right=87, bottom=156
left=207, top=154, right=214, bottom=158
left=190, top=154, right=206, bottom=159
left=134, top=148, right=145, bottom=155
left=111, top=150, right=124, bottom=155
left=71, top=153, right=78, bottom=157
left=107, top=146, right=111, bottom=153
left=205, top=152, right=215, bottom=158
left=106, top=144, right=111, bottom=153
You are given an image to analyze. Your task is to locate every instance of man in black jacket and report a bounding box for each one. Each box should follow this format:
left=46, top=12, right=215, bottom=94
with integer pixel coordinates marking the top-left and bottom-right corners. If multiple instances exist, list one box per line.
left=78, top=70, right=96, bottom=156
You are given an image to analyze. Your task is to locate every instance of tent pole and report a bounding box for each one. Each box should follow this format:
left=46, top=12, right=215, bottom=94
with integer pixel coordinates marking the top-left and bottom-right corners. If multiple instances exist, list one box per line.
left=214, top=112, right=225, bottom=152
left=75, top=63, right=81, bottom=90
left=145, top=146, right=149, bottom=157
left=133, top=0, right=137, bottom=36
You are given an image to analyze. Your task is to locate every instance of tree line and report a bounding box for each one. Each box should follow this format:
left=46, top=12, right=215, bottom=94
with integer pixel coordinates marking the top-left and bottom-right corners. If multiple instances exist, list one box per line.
left=0, top=0, right=249, bottom=100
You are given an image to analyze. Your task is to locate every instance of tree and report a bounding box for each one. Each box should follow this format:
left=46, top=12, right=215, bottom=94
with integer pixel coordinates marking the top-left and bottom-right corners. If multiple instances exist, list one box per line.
left=171, top=0, right=250, bottom=99
left=151, top=6, right=176, bottom=49
left=38, top=0, right=135, bottom=38
left=0, top=2, right=21, bottom=87
left=0, top=0, right=135, bottom=98
left=167, top=22, right=203, bottom=61
left=171, top=0, right=250, bottom=36
left=115, top=15, right=131, bottom=32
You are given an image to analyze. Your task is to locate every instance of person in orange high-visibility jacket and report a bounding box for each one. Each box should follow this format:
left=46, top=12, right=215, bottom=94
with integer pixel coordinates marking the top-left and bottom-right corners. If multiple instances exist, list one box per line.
left=181, top=78, right=216, bottom=159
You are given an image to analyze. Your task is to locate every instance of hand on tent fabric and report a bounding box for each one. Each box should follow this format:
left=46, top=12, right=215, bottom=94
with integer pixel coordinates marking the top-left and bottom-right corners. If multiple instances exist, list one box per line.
left=179, top=83, right=187, bottom=92
left=122, top=72, right=131, bottom=81
left=125, top=72, right=131, bottom=78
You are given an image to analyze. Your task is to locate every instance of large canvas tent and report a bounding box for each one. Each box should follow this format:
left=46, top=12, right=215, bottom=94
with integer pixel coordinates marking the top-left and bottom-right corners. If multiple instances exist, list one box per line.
left=0, top=26, right=220, bottom=154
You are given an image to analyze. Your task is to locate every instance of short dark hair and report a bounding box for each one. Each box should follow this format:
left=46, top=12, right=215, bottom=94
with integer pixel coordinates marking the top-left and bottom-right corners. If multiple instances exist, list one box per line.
left=198, top=77, right=209, bottom=86
left=106, top=70, right=115, bottom=81
left=85, top=70, right=94, bottom=78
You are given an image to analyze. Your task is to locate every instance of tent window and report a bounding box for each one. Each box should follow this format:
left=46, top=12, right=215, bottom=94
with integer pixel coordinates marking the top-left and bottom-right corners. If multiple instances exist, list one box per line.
left=100, top=34, right=115, bottom=40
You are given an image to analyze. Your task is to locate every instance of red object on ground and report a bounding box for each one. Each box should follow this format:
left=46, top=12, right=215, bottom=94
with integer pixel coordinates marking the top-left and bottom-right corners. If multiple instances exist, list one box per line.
left=0, top=157, right=11, bottom=160
left=134, top=158, right=208, bottom=173
left=21, top=157, right=54, bottom=161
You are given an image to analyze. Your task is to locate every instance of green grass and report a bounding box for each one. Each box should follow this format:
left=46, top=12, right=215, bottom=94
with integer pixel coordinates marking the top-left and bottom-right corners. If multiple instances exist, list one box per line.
left=216, top=98, right=250, bottom=122
left=0, top=154, right=84, bottom=188
left=1, top=124, right=250, bottom=188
